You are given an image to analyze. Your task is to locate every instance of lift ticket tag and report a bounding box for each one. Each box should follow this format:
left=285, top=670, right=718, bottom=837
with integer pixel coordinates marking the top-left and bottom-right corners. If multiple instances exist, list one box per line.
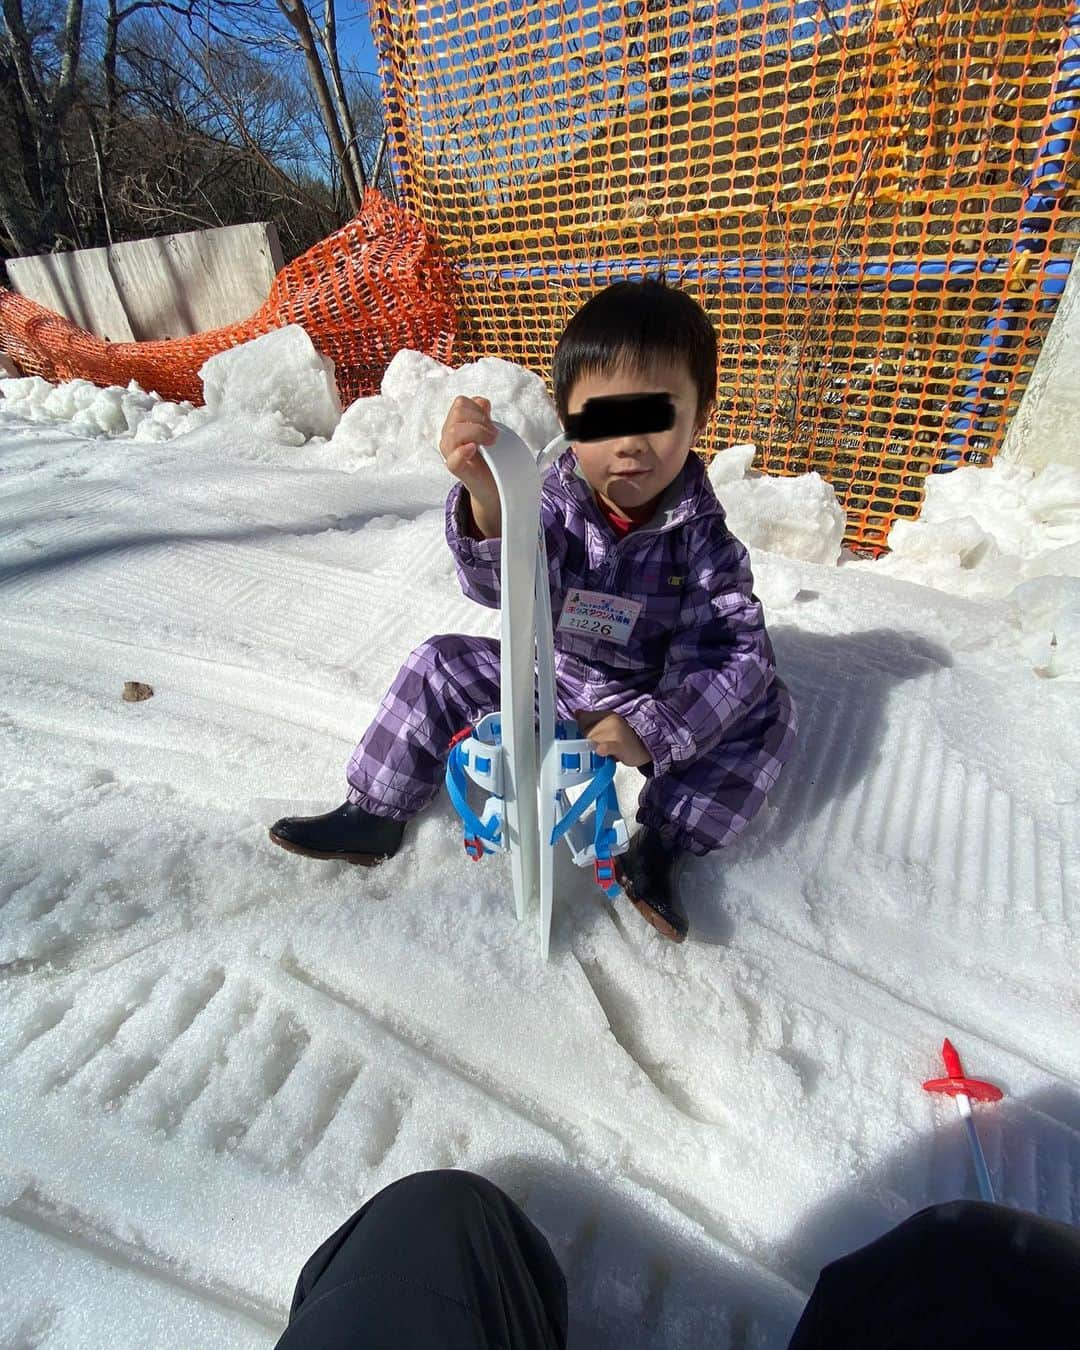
left=557, top=589, right=642, bottom=645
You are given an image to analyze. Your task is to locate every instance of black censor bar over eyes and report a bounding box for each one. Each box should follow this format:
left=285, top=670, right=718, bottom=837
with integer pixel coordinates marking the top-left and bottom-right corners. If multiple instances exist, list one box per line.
left=564, top=393, right=675, bottom=443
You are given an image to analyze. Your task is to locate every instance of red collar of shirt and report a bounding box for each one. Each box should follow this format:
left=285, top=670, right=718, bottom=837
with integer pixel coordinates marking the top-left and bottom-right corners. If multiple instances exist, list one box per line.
left=594, top=494, right=653, bottom=537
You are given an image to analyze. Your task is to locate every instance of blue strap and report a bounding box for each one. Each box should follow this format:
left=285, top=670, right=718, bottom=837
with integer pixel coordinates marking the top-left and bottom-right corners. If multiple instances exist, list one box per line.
left=549, top=755, right=616, bottom=845
left=445, top=742, right=501, bottom=844
left=592, top=775, right=623, bottom=898
left=594, top=812, right=618, bottom=861
left=594, top=783, right=621, bottom=896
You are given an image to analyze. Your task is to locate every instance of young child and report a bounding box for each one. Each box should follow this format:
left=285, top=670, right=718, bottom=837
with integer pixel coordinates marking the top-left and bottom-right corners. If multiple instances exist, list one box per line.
left=270, top=280, right=798, bottom=941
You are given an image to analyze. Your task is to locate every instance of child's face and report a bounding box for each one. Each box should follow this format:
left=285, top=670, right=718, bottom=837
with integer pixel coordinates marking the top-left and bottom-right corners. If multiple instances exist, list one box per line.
left=564, top=359, right=709, bottom=518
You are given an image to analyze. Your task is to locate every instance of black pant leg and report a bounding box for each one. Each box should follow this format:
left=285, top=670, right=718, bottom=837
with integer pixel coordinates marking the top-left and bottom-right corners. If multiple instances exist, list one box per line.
left=276, top=1170, right=567, bottom=1350
left=787, top=1200, right=1080, bottom=1350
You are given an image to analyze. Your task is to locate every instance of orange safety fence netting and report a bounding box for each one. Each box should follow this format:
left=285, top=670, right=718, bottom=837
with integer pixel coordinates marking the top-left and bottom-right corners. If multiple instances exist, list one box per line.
left=0, top=190, right=458, bottom=408
left=371, top=0, right=1080, bottom=551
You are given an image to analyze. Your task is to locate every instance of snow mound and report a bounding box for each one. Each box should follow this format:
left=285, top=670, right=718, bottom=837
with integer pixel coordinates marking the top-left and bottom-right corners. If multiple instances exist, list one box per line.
left=707, top=443, right=847, bottom=565
left=325, top=349, right=561, bottom=471
left=870, top=459, right=1080, bottom=598
left=0, top=374, right=53, bottom=415
left=0, top=324, right=341, bottom=447
left=1008, top=575, right=1080, bottom=680
left=844, top=456, right=1080, bottom=679
left=0, top=374, right=211, bottom=441
left=199, top=325, right=341, bottom=443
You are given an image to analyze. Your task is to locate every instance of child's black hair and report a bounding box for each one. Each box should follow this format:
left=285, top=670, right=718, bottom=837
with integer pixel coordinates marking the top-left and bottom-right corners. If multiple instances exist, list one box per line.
left=552, top=279, right=717, bottom=424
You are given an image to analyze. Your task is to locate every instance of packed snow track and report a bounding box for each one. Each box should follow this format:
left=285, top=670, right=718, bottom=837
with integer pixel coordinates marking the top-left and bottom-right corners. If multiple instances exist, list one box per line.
left=1, top=366, right=1078, bottom=1347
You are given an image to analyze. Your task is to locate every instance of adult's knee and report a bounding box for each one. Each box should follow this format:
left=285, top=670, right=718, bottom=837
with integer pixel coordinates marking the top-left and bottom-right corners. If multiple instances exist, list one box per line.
left=381, top=1168, right=495, bottom=1214
left=896, top=1199, right=1042, bottom=1251
left=793, top=1199, right=1080, bottom=1350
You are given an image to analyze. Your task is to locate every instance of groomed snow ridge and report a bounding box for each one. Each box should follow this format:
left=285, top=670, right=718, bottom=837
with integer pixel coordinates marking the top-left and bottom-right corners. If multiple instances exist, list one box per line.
left=1, top=349, right=1077, bottom=1348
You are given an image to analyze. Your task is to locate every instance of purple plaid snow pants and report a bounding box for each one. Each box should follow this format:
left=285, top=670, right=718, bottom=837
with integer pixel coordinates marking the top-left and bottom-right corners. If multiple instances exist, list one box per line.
left=346, top=635, right=796, bottom=856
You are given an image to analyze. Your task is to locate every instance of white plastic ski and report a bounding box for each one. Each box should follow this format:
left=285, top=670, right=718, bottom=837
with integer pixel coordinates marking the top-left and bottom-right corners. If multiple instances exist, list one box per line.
left=478, top=426, right=544, bottom=924
left=447, top=423, right=628, bottom=957
left=534, top=430, right=567, bottom=957
left=534, top=513, right=558, bottom=957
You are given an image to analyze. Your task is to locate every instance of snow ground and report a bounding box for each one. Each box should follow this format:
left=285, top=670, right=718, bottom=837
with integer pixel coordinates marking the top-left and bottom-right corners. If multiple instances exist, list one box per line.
left=1, top=352, right=1078, bottom=1348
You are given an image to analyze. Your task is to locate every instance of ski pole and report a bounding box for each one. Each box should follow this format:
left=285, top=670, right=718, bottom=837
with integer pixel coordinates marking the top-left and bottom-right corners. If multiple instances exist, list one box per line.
left=923, top=1038, right=1003, bottom=1204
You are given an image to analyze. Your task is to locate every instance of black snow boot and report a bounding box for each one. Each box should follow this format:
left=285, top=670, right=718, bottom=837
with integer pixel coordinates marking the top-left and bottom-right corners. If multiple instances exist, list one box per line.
left=615, top=826, right=689, bottom=943
left=269, top=800, right=405, bottom=866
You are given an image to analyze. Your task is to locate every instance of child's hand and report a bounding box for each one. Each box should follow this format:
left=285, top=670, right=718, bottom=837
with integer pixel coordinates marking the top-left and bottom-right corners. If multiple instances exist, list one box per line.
left=439, top=395, right=499, bottom=500
left=580, top=712, right=651, bottom=767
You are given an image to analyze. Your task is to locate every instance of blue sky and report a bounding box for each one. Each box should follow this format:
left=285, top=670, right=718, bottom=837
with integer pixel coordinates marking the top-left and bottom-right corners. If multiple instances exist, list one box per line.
left=337, top=1, right=381, bottom=82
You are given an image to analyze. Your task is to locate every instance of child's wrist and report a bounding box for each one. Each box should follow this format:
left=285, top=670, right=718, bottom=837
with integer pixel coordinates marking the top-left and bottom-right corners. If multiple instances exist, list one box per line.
left=467, top=490, right=501, bottom=540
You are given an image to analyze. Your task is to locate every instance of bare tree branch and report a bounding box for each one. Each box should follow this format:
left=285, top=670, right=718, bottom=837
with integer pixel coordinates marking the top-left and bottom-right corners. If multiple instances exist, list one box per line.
left=274, top=0, right=361, bottom=211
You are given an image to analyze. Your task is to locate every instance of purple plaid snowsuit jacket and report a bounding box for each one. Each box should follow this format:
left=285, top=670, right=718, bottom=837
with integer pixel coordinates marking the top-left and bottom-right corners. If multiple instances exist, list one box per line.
left=346, top=449, right=797, bottom=854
